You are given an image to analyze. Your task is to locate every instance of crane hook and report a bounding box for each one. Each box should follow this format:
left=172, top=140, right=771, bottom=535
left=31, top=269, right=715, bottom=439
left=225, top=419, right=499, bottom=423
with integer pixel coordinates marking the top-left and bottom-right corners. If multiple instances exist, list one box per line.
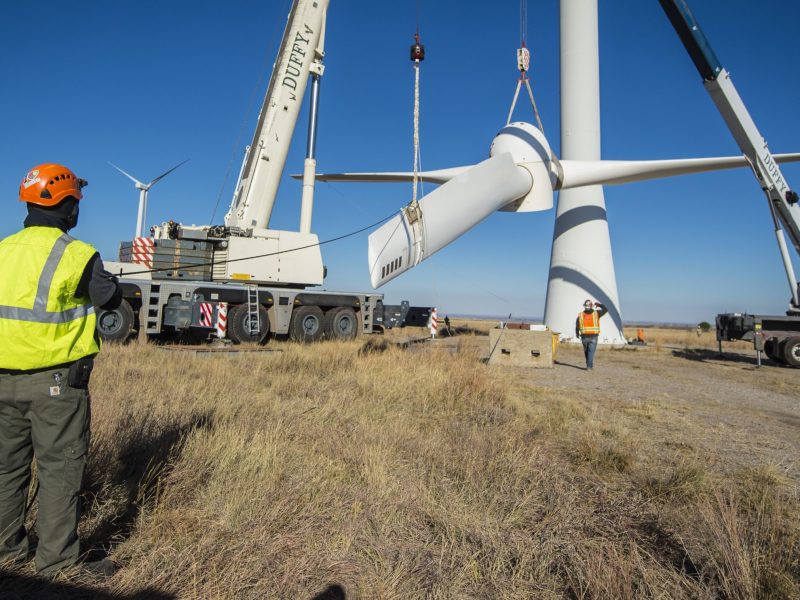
left=410, top=32, right=425, bottom=62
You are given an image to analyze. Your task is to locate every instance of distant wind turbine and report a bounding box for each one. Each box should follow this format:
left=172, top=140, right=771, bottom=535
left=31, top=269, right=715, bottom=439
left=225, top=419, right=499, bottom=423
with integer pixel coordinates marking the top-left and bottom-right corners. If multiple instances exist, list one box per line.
left=109, top=160, right=188, bottom=238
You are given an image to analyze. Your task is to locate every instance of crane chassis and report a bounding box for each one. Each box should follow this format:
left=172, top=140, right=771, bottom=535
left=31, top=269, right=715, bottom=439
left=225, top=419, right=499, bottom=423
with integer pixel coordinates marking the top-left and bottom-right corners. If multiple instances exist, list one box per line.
left=99, top=0, right=427, bottom=344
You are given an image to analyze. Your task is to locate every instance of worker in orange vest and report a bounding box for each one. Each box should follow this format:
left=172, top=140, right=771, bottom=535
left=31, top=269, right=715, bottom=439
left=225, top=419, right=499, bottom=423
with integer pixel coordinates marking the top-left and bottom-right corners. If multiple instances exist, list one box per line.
left=575, top=299, right=608, bottom=370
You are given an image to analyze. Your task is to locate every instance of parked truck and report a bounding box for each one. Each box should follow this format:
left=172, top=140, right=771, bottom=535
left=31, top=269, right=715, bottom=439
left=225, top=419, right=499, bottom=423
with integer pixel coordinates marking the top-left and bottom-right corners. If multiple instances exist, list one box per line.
left=660, top=0, right=800, bottom=367
left=99, top=0, right=427, bottom=344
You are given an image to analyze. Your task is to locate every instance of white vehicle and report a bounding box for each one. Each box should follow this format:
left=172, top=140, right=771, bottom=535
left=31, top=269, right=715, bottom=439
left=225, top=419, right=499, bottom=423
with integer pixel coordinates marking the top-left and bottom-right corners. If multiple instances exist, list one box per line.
left=99, top=0, right=423, bottom=344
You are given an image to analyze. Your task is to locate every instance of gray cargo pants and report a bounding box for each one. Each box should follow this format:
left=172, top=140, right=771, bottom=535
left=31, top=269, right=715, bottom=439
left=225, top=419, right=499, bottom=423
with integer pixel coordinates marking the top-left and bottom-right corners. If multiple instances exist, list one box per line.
left=0, top=365, right=90, bottom=575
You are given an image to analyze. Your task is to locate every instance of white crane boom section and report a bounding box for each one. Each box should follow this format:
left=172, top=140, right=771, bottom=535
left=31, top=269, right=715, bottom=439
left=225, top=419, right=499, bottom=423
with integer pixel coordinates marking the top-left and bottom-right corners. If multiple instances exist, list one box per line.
left=660, top=0, right=800, bottom=307
left=705, top=71, right=800, bottom=253
left=225, top=0, right=328, bottom=231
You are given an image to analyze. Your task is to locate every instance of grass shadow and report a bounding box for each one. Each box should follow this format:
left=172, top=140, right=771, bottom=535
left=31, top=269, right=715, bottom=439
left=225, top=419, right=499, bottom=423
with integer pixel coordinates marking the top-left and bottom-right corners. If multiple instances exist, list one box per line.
left=638, top=517, right=703, bottom=581
left=81, top=410, right=214, bottom=559
left=0, top=569, right=176, bottom=599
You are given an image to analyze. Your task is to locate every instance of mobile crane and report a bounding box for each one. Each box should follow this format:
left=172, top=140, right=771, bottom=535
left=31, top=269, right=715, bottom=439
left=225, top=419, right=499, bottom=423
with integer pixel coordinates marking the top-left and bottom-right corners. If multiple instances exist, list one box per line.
left=659, top=0, right=800, bottom=367
left=99, top=0, right=424, bottom=344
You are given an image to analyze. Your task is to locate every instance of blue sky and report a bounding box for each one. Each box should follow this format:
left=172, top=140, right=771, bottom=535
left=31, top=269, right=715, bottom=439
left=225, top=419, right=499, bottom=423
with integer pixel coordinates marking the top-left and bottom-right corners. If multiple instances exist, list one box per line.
left=2, top=0, right=799, bottom=323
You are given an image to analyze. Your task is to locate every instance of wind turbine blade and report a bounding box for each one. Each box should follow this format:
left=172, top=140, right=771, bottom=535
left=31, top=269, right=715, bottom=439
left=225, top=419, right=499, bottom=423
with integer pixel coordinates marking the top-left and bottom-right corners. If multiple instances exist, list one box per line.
left=108, top=162, right=144, bottom=186
left=147, top=159, right=190, bottom=188
left=559, top=153, right=800, bottom=190
left=368, top=153, right=532, bottom=288
left=290, top=166, right=472, bottom=185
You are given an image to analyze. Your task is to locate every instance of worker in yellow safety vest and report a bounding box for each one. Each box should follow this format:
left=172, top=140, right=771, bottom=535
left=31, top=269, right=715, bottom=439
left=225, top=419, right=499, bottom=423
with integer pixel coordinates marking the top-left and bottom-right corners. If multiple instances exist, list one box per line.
left=0, top=164, right=121, bottom=577
left=575, top=299, right=608, bottom=370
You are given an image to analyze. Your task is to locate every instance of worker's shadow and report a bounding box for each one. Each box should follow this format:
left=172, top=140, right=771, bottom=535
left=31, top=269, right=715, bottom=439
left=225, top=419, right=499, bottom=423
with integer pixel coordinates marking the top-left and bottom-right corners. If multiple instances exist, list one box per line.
left=554, top=360, right=586, bottom=371
left=80, top=409, right=215, bottom=559
left=0, top=570, right=176, bottom=599
left=0, top=572, right=343, bottom=599
left=312, top=584, right=347, bottom=600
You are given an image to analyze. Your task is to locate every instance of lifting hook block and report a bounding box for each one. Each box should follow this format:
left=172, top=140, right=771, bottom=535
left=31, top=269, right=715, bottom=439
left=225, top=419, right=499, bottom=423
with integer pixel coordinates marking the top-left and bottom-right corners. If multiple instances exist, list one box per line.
left=517, top=47, right=530, bottom=74
left=410, top=32, right=425, bottom=61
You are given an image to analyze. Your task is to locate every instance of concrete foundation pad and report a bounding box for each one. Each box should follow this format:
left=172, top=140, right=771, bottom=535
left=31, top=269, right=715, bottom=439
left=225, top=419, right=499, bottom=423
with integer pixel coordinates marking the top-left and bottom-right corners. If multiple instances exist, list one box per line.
left=488, top=328, right=554, bottom=368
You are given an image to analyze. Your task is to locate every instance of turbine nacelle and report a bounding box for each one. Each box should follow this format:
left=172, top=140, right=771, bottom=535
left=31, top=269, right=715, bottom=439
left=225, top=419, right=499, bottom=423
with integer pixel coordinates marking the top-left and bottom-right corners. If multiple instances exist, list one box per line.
left=490, top=122, right=557, bottom=213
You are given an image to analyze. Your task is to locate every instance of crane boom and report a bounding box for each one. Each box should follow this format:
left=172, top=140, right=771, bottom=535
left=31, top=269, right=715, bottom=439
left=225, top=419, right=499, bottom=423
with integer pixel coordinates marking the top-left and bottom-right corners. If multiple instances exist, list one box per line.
left=659, top=0, right=800, bottom=307
left=225, top=0, right=328, bottom=231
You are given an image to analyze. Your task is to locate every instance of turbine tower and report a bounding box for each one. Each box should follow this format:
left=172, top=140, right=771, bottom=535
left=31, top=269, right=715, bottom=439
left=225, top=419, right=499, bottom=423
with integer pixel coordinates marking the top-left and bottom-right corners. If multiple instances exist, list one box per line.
left=544, top=0, right=626, bottom=345
left=110, top=160, right=188, bottom=238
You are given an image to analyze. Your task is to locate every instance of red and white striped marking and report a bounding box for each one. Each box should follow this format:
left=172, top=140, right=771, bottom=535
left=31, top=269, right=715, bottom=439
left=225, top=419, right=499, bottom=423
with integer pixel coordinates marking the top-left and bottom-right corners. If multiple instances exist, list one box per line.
left=216, top=302, right=228, bottom=339
left=199, top=302, right=213, bottom=327
left=132, top=237, right=154, bottom=269
left=429, top=307, right=438, bottom=338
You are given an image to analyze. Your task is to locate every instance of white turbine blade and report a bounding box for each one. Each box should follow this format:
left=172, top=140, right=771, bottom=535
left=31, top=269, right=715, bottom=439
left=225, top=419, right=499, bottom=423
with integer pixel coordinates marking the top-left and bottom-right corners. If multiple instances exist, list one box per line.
left=368, top=153, right=532, bottom=288
left=108, top=162, right=144, bottom=186
left=147, top=159, right=190, bottom=189
left=290, top=166, right=472, bottom=185
left=559, top=153, right=800, bottom=190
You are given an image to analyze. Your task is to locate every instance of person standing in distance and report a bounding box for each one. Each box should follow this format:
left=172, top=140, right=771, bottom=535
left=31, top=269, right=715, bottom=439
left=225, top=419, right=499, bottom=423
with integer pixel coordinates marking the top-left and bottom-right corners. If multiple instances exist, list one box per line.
left=575, top=299, right=607, bottom=370
left=0, top=164, right=121, bottom=577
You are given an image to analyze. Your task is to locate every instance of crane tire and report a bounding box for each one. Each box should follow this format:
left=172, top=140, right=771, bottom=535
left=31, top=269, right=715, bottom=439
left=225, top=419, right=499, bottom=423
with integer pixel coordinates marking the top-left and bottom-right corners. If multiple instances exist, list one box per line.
left=781, top=337, right=800, bottom=368
left=97, top=299, right=135, bottom=343
left=324, top=306, right=360, bottom=340
left=290, top=306, right=324, bottom=342
left=764, top=338, right=782, bottom=363
left=228, top=304, right=269, bottom=344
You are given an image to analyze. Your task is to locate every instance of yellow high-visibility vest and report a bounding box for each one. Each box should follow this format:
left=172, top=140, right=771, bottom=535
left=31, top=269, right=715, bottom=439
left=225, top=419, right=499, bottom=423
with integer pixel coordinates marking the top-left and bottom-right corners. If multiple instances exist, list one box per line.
left=0, top=226, right=99, bottom=370
left=578, top=310, right=601, bottom=335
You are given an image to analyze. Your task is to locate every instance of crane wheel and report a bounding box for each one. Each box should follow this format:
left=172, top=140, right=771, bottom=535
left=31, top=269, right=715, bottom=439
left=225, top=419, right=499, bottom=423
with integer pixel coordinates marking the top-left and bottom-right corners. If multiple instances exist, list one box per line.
left=764, top=339, right=782, bottom=363
left=228, top=304, right=269, bottom=344
left=289, top=306, right=324, bottom=342
left=781, top=337, right=800, bottom=367
left=324, top=307, right=360, bottom=340
left=96, top=299, right=135, bottom=343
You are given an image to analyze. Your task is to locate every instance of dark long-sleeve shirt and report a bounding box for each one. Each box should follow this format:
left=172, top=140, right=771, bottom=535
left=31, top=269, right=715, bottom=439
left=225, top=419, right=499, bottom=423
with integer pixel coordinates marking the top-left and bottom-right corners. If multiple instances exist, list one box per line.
left=76, top=254, right=122, bottom=310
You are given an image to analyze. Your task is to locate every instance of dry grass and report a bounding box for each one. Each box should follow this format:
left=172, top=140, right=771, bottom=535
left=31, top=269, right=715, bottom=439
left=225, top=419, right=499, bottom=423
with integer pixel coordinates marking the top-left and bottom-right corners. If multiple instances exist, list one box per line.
left=1, top=335, right=797, bottom=599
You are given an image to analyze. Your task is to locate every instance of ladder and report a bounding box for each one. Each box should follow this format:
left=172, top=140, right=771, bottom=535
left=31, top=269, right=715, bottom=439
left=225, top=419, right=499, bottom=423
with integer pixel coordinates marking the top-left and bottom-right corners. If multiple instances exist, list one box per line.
left=145, top=283, right=164, bottom=334
left=246, top=285, right=261, bottom=338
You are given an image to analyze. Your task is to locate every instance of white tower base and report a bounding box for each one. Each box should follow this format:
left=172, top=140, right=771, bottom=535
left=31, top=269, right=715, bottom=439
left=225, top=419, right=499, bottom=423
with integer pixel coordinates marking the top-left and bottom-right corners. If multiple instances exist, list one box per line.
left=544, top=0, right=626, bottom=346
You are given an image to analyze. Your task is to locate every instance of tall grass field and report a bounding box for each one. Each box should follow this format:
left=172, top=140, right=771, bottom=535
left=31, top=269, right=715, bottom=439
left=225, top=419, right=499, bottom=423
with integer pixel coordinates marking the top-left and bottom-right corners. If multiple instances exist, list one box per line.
left=1, top=325, right=798, bottom=599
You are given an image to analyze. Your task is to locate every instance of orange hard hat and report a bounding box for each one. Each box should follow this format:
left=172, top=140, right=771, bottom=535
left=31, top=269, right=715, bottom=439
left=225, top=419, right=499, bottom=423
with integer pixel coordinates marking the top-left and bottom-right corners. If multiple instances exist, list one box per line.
left=19, top=163, right=87, bottom=207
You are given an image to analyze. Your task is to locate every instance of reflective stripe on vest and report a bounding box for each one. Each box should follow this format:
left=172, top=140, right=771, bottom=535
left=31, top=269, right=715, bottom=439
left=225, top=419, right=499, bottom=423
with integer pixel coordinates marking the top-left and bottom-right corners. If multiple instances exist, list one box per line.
left=0, top=234, right=95, bottom=323
left=0, top=227, right=99, bottom=370
left=579, top=310, right=600, bottom=335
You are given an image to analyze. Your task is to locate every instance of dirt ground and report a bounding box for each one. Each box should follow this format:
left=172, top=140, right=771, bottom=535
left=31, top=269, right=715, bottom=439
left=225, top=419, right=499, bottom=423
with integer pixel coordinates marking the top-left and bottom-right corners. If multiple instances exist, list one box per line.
left=509, top=342, right=800, bottom=482
left=392, top=321, right=799, bottom=483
